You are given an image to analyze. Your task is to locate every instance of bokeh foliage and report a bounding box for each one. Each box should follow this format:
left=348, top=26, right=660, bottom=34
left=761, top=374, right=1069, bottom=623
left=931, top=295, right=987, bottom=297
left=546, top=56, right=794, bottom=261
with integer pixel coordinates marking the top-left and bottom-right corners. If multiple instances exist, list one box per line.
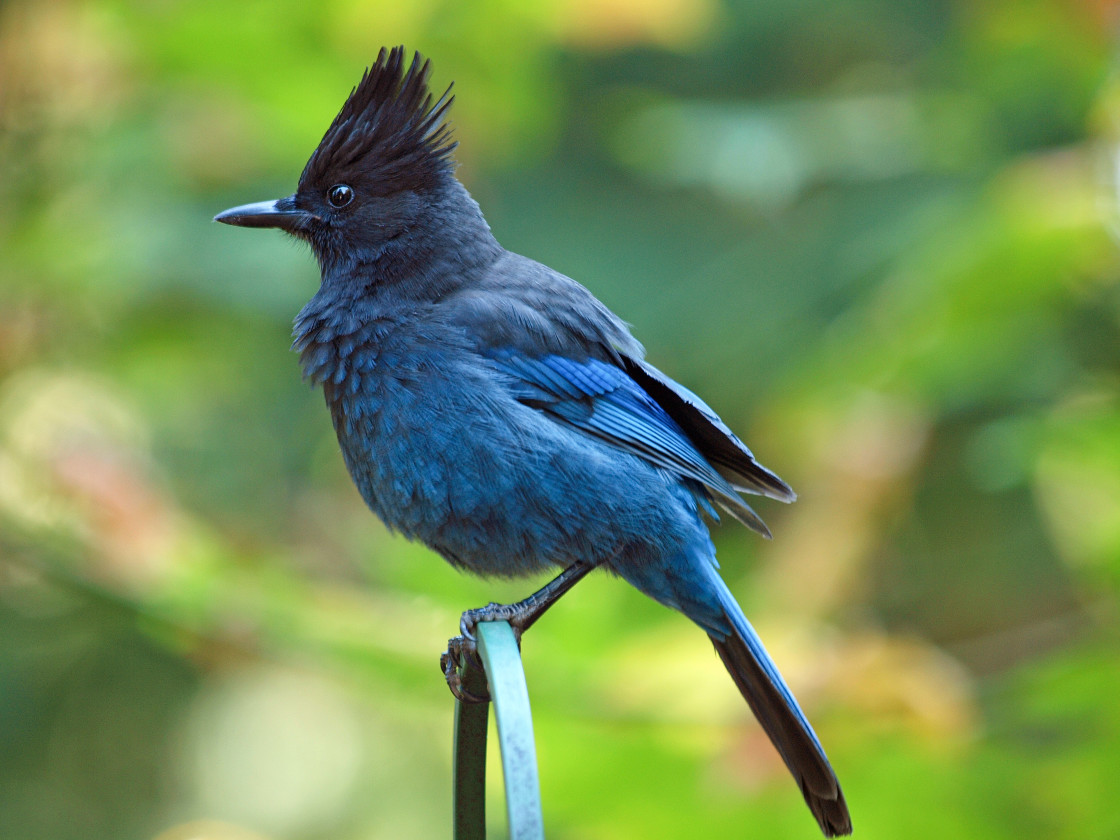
left=2, top=1, right=1119, bottom=838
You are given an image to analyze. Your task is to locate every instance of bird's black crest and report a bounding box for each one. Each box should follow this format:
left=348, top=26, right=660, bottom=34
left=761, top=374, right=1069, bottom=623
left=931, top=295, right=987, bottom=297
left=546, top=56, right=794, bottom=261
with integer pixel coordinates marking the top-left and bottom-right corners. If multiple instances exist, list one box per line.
left=300, top=47, right=457, bottom=195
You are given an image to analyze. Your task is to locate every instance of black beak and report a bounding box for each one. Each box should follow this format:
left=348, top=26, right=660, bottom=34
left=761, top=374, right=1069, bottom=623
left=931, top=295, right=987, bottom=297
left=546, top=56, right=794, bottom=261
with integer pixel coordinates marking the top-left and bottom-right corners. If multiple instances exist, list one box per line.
left=213, top=195, right=316, bottom=232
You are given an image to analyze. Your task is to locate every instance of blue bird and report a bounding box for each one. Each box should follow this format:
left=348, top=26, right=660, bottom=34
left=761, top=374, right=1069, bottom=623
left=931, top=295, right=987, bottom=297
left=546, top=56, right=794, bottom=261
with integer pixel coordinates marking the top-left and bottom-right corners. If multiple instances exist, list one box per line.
left=215, top=47, right=851, bottom=836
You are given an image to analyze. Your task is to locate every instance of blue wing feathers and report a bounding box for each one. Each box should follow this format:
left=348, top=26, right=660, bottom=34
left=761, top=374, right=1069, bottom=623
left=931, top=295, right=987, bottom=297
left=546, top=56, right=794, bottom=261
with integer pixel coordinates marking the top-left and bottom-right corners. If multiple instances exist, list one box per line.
left=490, top=351, right=774, bottom=536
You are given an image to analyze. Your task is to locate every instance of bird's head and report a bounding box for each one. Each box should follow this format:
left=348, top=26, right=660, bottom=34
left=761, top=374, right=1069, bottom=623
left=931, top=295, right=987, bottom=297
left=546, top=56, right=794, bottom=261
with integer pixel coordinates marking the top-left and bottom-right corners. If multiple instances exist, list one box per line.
left=215, top=47, right=457, bottom=269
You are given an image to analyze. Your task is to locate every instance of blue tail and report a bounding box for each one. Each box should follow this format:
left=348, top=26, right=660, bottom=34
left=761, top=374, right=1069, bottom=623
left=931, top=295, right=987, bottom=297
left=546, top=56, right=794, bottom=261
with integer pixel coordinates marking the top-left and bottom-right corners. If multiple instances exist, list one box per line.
left=704, top=567, right=851, bottom=836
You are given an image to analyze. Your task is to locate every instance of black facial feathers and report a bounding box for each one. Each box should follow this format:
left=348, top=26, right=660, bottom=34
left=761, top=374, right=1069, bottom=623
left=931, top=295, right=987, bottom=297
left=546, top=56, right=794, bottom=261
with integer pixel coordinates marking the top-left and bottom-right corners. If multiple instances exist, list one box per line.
left=299, top=47, right=457, bottom=196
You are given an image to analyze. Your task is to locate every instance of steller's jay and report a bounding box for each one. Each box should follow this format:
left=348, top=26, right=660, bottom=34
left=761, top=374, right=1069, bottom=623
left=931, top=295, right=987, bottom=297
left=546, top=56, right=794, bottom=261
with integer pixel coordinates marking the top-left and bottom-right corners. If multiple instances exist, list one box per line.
left=215, top=47, right=851, bottom=836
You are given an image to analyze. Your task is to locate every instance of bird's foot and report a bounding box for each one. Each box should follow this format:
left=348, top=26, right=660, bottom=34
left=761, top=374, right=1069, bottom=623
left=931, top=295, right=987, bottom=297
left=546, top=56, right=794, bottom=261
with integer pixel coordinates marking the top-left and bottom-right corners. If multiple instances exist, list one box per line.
left=460, top=600, right=536, bottom=640
left=441, top=633, right=490, bottom=704
left=441, top=601, right=531, bottom=703
left=440, top=563, right=595, bottom=704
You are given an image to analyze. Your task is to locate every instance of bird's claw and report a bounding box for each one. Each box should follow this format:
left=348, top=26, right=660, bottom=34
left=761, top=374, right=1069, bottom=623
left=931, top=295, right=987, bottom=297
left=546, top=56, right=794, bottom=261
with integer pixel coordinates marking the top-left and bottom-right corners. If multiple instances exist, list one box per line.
left=441, top=634, right=490, bottom=704
left=459, top=601, right=528, bottom=642
left=442, top=602, right=531, bottom=704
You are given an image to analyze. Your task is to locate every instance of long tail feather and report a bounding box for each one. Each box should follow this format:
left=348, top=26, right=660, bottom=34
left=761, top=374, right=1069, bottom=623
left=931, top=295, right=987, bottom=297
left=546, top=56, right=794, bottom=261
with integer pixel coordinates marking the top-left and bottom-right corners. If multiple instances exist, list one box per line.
left=708, top=577, right=851, bottom=836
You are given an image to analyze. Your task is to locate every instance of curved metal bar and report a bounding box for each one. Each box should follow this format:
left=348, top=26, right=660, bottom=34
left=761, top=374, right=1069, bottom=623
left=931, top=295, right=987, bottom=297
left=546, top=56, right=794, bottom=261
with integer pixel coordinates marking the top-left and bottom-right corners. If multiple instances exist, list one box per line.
left=453, top=652, right=490, bottom=840
left=477, top=620, right=544, bottom=840
left=451, top=620, right=545, bottom=839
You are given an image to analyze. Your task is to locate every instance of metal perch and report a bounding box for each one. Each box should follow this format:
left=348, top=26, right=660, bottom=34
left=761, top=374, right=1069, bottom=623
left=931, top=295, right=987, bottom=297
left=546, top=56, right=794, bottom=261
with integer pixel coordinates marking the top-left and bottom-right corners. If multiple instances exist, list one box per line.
left=452, top=620, right=545, bottom=840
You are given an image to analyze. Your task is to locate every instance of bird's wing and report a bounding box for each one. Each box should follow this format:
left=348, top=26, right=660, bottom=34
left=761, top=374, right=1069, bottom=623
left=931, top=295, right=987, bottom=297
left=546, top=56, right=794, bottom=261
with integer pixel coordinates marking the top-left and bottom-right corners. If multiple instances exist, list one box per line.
left=443, top=255, right=792, bottom=507
left=622, top=357, right=795, bottom=503
left=489, top=351, right=773, bottom=537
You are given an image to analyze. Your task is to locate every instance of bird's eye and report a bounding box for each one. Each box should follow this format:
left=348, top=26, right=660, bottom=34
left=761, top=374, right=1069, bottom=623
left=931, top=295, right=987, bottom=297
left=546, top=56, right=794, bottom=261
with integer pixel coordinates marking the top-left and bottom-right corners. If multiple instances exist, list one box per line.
left=327, top=184, right=354, bottom=208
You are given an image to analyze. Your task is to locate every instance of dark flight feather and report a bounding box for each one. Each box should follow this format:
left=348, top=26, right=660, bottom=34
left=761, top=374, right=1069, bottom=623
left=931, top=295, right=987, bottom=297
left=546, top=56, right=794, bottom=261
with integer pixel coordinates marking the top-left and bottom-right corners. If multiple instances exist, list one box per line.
left=623, top=357, right=797, bottom=502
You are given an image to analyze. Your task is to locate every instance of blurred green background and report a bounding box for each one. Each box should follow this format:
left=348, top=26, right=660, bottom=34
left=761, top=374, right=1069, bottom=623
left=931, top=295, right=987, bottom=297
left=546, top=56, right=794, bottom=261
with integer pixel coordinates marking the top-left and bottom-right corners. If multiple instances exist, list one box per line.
left=2, top=0, right=1120, bottom=838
